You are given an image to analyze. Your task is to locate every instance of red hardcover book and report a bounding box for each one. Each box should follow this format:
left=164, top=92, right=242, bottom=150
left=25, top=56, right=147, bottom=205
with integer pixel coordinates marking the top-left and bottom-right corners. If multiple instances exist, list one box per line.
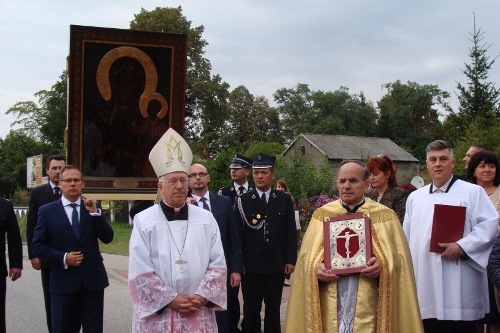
left=429, top=204, right=466, bottom=253
left=323, top=214, right=372, bottom=275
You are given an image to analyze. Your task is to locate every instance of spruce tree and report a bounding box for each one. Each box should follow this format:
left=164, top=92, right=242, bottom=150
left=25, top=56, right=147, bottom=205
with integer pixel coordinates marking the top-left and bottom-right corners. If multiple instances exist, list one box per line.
left=455, top=15, right=500, bottom=121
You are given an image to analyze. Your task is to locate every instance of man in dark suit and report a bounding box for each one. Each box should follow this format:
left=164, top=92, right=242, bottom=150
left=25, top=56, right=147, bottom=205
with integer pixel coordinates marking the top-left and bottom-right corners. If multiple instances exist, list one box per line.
left=0, top=197, right=22, bottom=333
left=27, top=154, right=65, bottom=333
left=32, top=165, right=114, bottom=333
left=218, top=154, right=256, bottom=205
left=235, top=153, right=297, bottom=333
left=218, top=154, right=255, bottom=332
left=188, top=163, right=244, bottom=333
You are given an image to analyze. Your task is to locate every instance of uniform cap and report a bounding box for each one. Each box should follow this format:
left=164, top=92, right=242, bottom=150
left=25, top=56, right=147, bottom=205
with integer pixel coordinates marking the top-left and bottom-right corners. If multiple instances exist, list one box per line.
left=229, top=154, right=253, bottom=169
left=252, top=153, right=276, bottom=169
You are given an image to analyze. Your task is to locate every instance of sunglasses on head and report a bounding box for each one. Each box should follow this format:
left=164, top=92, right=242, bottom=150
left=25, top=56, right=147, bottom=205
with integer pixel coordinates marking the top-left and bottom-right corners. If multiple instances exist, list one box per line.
left=375, top=154, right=386, bottom=159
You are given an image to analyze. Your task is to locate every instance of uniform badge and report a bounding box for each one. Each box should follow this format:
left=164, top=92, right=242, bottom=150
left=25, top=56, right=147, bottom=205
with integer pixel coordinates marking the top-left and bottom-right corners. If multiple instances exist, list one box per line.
left=252, top=219, right=258, bottom=224
left=252, top=194, right=256, bottom=199
left=272, top=193, right=277, bottom=198
left=230, top=187, right=234, bottom=192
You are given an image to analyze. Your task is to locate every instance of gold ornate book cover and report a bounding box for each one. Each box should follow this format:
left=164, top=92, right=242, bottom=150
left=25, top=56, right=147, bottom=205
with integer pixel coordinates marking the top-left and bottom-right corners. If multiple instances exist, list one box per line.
left=323, top=213, right=372, bottom=275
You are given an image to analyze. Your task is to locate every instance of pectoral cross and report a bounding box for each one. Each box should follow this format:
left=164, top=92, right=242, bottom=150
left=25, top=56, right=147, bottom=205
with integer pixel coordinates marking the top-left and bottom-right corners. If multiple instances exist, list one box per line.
left=175, top=256, right=188, bottom=273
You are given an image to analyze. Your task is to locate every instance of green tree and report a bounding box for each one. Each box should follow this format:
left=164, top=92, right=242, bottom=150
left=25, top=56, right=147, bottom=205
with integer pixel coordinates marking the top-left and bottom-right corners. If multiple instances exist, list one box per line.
left=453, top=116, right=500, bottom=176
left=377, top=80, right=448, bottom=161
left=457, top=20, right=500, bottom=119
left=130, top=6, right=230, bottom=152
left=444, top=19, right=500, bottom=145
left=0, top=131, right=46, bottom=197
left=200, top=148, right=236, bottom=193
left=222, top=85, right=254, bottom=150
left=274, top=83, right=313, bottom=143
left=278, top=149, right=335, bottom=200
left=274, top=84, right=378, bottom=143
left=244, top=142, right=285, bottom=160
left=213, top=86, right=282, bottom=154
left=6, top=72, right=67, bottom=148
left=309, top=88, right=378, bottom=137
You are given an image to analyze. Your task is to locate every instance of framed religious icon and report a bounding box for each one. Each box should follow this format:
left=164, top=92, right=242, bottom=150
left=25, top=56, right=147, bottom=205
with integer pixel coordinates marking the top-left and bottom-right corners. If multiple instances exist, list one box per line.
left=66, top=25, right=187, bottom=194
left=323, top=214, right=372, bottom=275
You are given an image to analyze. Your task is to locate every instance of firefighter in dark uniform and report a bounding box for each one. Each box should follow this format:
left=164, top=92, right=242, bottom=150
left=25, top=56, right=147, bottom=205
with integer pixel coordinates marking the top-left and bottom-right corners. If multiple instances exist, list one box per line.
left=218, top=154, right=255, bottom=333
left=235, top=153, right=297, bottom=333
left=218, top=154, right=256, bottom=205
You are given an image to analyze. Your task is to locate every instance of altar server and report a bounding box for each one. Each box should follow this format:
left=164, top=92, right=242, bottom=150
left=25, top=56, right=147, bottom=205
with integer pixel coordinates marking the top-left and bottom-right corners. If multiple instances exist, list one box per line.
left=404, top=140, right=499, bottom=333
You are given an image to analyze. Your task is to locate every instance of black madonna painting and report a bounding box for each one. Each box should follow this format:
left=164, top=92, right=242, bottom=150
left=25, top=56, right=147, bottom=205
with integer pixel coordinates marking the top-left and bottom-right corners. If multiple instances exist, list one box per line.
left=67, top=25, right=187, bottom=193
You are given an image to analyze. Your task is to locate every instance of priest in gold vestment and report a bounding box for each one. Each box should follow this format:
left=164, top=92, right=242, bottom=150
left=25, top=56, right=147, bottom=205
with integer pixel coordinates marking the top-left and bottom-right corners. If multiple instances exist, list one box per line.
left=284, top=160, right=423, bottom=333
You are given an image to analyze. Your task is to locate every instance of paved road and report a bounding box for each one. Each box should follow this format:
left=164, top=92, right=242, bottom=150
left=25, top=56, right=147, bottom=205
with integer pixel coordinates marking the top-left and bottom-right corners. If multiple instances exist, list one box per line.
left=5, top=245, right=291, bottom=332
left=6, top=245, right=132, bottom=333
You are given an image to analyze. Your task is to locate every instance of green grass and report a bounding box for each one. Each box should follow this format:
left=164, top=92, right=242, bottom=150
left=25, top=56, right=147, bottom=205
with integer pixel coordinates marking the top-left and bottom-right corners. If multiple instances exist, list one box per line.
left=99, top=222, right=132, bottom=256
left=17, top=214, right=27, bottom=243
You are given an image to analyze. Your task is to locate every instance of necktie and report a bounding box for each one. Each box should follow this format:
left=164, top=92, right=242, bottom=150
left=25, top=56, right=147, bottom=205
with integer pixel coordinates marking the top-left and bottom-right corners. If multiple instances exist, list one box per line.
left=200, top=197, right=211, bottom=212
left=261, top=193, right=267, bottom=207
left=69, top=203, right=79, bottom=235
left=238, top=186, right=245, bottom=195
left=54, top=186, right=61, bottom=199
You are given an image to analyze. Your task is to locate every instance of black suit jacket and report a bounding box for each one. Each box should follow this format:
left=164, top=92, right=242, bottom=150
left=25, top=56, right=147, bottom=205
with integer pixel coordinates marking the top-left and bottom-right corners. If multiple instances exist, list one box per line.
left=32, top=199, right=114, bottom=294
left=0, top=198, right=23, bottom=277
left=235, top=189, right=297, bottom=274
left=27, top=183, right=57, bottom=267
left=218, top=184, right=256, bottom=205
left=209, top=192, right=244, bottom=274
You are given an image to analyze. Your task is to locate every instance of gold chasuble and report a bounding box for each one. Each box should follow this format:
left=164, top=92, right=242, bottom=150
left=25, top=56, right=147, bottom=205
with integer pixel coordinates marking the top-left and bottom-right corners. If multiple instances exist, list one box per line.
left=284, top=199, right=423, bottom=333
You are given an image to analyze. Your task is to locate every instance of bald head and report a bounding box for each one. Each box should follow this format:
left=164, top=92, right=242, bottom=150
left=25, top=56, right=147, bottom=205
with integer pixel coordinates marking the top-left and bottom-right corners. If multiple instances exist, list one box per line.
left=189, top=163, right=210, bottom=196
left=336, top=161, right=370, bottom=206
left=463, top=145, right=488, bottom=170
left=190, top=164, right=208, bottom=174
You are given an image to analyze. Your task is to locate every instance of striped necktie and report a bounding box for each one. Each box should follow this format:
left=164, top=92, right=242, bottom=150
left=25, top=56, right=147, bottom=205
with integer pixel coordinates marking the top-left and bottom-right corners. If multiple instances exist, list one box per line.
left=200, top=197, right=210, bottom=212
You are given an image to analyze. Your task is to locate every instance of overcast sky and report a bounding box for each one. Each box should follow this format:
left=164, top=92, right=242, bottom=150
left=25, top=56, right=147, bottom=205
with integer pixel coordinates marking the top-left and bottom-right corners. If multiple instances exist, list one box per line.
left=1, top=0, right=499, bottom=139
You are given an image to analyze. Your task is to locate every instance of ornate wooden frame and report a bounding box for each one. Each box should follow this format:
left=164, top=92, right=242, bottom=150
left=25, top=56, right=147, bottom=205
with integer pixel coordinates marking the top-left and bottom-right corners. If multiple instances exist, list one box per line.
left=323, top=213, right=372, bottom=275
left=67, top=25, right=187, bottom=194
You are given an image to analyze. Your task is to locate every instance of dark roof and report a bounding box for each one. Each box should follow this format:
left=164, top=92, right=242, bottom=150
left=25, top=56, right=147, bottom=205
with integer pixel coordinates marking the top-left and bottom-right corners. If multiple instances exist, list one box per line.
left=283, top=134, right=418, bottom=162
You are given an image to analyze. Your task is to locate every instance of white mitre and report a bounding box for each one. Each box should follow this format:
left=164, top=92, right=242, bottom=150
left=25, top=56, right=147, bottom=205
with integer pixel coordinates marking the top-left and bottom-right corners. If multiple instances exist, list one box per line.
left=149, top=127, right=192, bottom=177
left=149, top=128, right=192, bottom=203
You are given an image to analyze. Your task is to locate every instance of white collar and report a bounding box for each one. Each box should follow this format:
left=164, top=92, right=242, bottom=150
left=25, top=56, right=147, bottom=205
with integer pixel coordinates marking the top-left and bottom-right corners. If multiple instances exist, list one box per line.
left=432, top=175, right=454, bottom=193
left=233, top=181, right=249, bottom=190
left=191, top=192, right=210, bottom=202
left=61, top=196, right=81, bottom=206
left=256, top=188, right=272, bottom=198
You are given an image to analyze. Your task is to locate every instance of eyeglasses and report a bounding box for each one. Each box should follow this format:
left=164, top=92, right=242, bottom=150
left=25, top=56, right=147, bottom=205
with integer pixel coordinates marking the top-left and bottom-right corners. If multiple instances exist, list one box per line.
left=161, top=178, right=188, bottom=186
left=60, top=178, right=83, bottom=184
left=188, top=172, right=208, bottom=178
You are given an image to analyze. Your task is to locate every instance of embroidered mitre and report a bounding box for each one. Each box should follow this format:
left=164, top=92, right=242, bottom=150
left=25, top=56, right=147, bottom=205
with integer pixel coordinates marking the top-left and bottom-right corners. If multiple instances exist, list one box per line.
left=149, top=128, right=192, bottom=177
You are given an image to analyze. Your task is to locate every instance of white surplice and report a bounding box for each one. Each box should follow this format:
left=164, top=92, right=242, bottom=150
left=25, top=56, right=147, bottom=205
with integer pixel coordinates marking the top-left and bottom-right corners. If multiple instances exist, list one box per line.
left=403, top=179, right=499, bottom=320
left=128, top=204, right=227, bottom=333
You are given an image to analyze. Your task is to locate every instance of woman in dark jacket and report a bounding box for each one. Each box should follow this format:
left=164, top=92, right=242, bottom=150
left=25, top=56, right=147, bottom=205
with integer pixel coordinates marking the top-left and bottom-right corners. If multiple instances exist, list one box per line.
left=366, top=154, right=408, bottom=224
